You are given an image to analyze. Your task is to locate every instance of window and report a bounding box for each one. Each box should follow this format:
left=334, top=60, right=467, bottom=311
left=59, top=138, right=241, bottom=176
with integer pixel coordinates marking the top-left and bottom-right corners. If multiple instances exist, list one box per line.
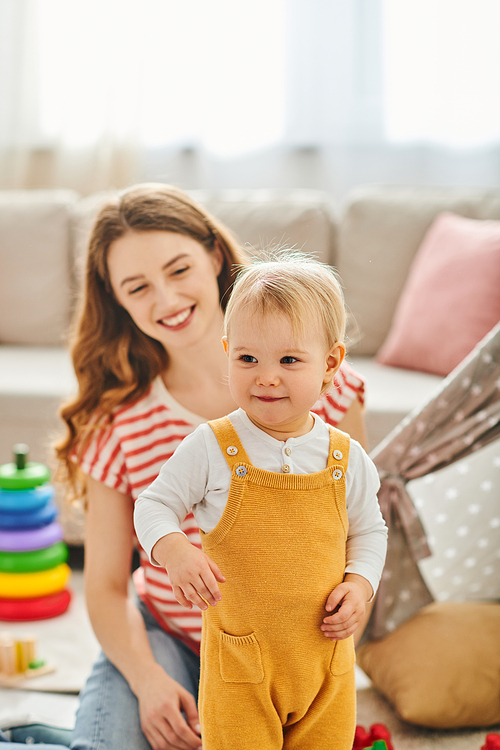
left=383, top=0, right=500, bottom=148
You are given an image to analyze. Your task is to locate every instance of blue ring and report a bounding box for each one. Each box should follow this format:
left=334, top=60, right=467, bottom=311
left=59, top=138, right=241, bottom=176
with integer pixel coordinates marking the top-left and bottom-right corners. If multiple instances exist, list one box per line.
left=0, top=500, right=58, bottom=530
left=0, top=485, right=55, bottom=512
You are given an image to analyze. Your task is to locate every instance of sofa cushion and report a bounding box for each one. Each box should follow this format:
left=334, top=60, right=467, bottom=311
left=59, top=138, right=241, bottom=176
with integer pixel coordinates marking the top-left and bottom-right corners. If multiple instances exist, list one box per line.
left=356, top=601, right=500, bottom=729
left=191, top=189, right=337, bottom=265
left=376, top=212, right=500, bottom=375
left=0, top=190, right=78, bottom=346
left=338, top=186, right=500, bottom=356
left=348, top=357, right=442, bottom=450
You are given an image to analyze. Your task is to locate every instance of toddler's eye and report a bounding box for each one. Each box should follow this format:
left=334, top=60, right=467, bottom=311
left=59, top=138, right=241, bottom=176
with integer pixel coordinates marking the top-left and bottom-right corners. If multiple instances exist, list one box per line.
left=281, top=356, right=298, bottom=364
left=240, top=355, right=257, bottom=363
left=130, top=284, right=147, bottom=294
left=172, top=266, right=189, bottom=276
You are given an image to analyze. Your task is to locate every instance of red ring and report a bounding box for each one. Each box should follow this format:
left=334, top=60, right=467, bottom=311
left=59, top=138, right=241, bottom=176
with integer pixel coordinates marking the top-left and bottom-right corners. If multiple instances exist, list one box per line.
left=0, top=588, right=71, bottom=621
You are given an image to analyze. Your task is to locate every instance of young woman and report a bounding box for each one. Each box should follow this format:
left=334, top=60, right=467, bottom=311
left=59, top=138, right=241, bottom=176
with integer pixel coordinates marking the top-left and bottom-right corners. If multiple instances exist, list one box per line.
left=56, top=184, right=368, bottom=750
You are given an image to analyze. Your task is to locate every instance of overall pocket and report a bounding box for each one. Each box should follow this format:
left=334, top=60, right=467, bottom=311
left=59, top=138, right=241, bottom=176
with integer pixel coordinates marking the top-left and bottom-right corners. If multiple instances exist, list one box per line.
left=330, top=635, right=355, bottom=676
left=219, top=630, right=264, bottom=684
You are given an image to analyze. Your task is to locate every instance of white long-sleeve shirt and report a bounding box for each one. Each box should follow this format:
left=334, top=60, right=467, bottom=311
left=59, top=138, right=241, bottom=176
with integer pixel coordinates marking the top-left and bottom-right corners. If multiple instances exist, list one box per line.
left=134, top=409, right=388, bottom=597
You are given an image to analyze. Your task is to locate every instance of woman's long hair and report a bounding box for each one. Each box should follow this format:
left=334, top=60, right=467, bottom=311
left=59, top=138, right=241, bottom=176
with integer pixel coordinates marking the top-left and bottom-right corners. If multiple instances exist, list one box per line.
left=55, top=183, right=248, bottom=496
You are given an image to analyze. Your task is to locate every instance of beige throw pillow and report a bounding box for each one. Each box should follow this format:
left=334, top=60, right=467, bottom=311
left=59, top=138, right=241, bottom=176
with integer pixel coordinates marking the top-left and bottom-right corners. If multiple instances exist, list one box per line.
left=356, top=602, right=500, bottom=729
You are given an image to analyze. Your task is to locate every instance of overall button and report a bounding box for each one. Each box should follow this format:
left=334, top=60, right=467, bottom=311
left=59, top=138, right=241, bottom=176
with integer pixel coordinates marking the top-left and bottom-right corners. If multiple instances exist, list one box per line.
left=227, top=446, right=238, bottom=456
left=333, top=450, right=343, bottom=460
left=282, top=464, right=290, bottom=473
left=236, top=466, right=247, bottom=477
left=332, top=468, right=343, bottom=480
left=284, top=447, right=291, bottom=456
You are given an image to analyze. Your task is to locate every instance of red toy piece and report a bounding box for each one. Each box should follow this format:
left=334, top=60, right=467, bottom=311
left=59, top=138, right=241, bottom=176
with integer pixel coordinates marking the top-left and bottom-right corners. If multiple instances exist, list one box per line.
left=353, top=725, right=372, bottom=749
left=369, top=724, right=394, bottom=750
left=482, top=734, right=500, bottom=750
left=352, top=724, right=393, bottom=750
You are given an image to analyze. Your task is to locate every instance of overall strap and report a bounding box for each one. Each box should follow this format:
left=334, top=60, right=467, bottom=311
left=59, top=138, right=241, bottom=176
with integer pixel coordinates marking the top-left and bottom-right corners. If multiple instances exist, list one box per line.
left=326, top=427, right=350, bottom=474
left=208, top=417, right=252, bottom=471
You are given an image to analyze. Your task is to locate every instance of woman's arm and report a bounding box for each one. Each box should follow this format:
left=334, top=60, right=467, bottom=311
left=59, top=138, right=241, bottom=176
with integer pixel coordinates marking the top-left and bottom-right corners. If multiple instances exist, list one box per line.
left=84, top=475, right=202, bottom=750
left=336, top=396, right=368, bottom=449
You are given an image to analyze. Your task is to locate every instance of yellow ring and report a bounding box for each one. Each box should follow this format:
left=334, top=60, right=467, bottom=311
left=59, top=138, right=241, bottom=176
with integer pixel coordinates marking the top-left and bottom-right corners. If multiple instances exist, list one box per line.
left=0, top=563, right=71, bottom=599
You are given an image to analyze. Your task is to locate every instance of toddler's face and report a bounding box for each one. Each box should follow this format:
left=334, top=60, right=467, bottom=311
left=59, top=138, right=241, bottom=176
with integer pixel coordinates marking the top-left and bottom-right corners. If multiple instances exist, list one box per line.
left=223, top=309, right=344, bottom=439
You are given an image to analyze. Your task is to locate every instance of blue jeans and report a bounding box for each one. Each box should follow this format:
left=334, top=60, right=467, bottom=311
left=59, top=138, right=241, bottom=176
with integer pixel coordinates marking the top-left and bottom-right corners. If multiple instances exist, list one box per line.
left=0, top=726, right=72, bottom=747
left=70, top=600, right=200, bottom=749
left=0, top=601, right=200, bottom=750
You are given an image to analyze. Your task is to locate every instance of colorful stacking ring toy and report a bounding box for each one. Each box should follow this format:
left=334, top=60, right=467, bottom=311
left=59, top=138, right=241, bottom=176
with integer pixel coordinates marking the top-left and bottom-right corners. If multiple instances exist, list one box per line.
left=0, top=444, right=71, bottom=621
left=0, top=485, right=55, bottom=513
left=0, top=563, right=71, bottom=599
left=0, top=589, right=72, bottom=621
left=0, top=542, right=68, bottom=574
left=0, top=500, right=58, bottom=529
left=0, top=447, right=50, bottom=489
left=0, top=521, right=64, bottom=552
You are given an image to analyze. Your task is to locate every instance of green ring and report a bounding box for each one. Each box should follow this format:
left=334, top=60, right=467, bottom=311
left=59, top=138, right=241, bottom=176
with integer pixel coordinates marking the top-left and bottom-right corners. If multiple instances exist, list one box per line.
left=0, top=542, right=68, bottom=573
left=0, top=463, right=51, bottom=489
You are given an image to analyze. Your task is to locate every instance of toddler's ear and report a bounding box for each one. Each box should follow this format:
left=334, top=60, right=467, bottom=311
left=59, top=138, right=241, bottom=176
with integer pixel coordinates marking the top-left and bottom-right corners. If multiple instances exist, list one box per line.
left=222, top=336, right=229, bottom=355
left=325, top=342, right=345, bottom=382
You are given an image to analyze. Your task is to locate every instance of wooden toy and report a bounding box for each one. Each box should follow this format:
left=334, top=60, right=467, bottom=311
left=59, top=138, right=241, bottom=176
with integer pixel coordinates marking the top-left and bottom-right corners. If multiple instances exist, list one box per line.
left=0, top=631, right=55, bottom=686
left=0, top=445, right=71, bottom=621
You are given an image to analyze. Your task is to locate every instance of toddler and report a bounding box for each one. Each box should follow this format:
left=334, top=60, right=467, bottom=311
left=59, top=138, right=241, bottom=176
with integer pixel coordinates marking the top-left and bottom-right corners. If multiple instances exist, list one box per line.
left=134, top=251, right=387, bottom=750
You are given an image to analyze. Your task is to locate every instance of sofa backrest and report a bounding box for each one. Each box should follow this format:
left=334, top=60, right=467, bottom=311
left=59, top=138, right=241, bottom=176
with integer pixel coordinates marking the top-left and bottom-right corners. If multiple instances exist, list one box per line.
left=0, top=189, right=79, bottom=347
left=0, top=188, right=338, bottom=348
left=338, top=186, right=500, bottom=356
left=4, top=185, right=500, bottom=355
left=70, top=188, right=338, bottom=278
left=190, top=189, right=337, bottom=264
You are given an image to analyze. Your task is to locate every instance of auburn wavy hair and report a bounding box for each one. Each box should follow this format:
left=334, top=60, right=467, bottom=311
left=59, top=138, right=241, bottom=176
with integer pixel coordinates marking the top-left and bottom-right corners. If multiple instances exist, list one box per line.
left=55, top=183, right=248, bottom=498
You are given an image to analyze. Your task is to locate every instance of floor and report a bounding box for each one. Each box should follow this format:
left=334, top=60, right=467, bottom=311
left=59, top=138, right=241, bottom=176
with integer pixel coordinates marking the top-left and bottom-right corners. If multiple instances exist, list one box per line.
left=0, top=568, right=96, bottom=731
left=1, top=565, right=498, bottom=748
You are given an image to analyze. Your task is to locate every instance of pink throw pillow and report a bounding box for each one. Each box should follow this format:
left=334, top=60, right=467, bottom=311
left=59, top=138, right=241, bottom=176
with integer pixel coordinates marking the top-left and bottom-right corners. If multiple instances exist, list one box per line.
left=377, top=212, right=500, bottom=376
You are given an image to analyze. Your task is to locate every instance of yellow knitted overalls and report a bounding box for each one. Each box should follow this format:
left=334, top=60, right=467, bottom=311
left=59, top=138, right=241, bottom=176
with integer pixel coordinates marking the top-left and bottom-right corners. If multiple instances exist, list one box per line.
left=199, top=417, right=356, bottom=750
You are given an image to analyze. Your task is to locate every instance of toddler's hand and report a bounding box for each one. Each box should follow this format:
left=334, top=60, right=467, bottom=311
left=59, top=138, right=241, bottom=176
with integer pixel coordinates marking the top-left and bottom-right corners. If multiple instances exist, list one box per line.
left=153, top=533, right=226, bottom=611
left=320, top=574, right=371, bottom=640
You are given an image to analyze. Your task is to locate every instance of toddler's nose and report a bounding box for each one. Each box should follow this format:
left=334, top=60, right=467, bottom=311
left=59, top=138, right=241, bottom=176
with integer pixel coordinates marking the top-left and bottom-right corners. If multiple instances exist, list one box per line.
left=256, top=368, right=280, bottom=387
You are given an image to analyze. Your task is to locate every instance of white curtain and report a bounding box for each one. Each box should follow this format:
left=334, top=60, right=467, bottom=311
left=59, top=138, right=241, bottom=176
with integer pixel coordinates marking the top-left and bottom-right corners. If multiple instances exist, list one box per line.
left=383, top=0, right=500, bottom=149
left=1, top=0, right=499, bottom=197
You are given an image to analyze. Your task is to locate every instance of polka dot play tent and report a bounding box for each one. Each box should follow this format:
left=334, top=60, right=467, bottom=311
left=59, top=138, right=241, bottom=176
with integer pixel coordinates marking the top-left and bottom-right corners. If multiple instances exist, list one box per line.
left=412, top=439, right=500, bottom=605
left=364, top=321, right=500, bottom=642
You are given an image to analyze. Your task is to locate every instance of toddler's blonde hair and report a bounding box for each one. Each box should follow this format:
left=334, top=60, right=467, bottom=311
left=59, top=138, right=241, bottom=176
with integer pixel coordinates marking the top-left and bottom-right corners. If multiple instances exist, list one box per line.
left=224, top=249, right=346, bottom=349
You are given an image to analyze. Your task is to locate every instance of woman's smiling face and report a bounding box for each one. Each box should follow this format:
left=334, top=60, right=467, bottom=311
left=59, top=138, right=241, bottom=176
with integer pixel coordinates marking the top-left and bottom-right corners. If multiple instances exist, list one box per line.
left=108, top=230, right=224, bottom=352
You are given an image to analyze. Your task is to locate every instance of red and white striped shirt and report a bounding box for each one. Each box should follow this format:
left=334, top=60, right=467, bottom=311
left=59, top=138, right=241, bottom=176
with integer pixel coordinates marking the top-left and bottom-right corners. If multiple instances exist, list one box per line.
left=79, top=363, right=364, bottom=655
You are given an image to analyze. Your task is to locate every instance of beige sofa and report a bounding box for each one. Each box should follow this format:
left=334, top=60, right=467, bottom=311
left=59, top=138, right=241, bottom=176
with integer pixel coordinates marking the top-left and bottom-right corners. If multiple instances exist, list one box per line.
left=2, top=185, right=499, bottom=533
